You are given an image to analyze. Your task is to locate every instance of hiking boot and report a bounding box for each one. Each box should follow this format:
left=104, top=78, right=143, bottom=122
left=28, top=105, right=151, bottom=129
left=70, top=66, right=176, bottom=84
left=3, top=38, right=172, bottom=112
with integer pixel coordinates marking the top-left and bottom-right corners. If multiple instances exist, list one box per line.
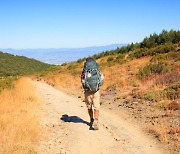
left=93, top=119, right=99, bottom=130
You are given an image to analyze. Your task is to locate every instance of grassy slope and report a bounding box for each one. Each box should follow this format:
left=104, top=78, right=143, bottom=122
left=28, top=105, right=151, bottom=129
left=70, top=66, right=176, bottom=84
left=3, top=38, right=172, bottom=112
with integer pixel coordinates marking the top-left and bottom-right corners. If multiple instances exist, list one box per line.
left=34, top=30, right=180, bottom=153
left=0, top=51, right=52, bottom=92
left=0, top=51, right=51, bottom=77
left=34, top=30, right=180, bottom=100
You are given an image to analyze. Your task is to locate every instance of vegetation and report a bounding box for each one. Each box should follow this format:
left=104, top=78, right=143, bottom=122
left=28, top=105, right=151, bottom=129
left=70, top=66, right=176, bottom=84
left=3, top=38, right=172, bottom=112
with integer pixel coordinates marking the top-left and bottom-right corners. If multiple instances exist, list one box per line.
left=0, top=76, right=18, bottom=93
left=143, top=81, right=180, bottom=101
left=0, top=51, right=52, bottom=93
left=34, top=29, right=180, bottom=101
left=14, top=29, right=179, bottom=153
left=137, top=62, right=172, bottom=79
left=163, top=81, right=180, bottom=100
left=0, top=78, right=41, bottom=153
left=129, top=43, right=177, bottom=59
left=144, top=91, right=162, bottom=102
left=0, top=51, right=51, bottom=77
left=140, top=30, right=180, bottom=48
left=151, top=51, right=180, bottom=62
left=77, top=30, right=180, bottom=60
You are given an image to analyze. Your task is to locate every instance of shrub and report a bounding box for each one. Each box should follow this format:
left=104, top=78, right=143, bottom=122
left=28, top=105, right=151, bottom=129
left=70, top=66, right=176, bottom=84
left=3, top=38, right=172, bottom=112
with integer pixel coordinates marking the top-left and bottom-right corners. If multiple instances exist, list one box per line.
left=61, top=62, right=67, bottom=66
left=155, top=101, right=165, bottom=108
left=137, top=62, right=171, bottom=79
left=151, top=51, right=180, bottom=62
left=114, top=54, right=126, bottom=64
left=67, top=64, right=78, bottom=70
left=116, top=54, right=125, bottom=60
left=129, top=43, right=176, bottom=59
left=163, top=82, right=180, bottom=100
left=144, top=91, right=162, bottom=102
left=143, top=82, right=180, bottom=101
left=0, top=76, right=18, bottom=93
left=107, top=56, right=114, bottom=62
left=156, top=71, right=180, bottom=85
left=76, top=58, right=85, bottom=63
left=129, top=48, right=148, bottom=58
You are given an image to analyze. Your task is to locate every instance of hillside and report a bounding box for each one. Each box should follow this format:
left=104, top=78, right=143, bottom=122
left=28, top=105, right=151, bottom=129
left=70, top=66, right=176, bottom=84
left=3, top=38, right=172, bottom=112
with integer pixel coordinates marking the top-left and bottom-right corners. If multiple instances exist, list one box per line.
left=34, top=30, right=180, bottom=153
left=0, top=51, right=52, bottom=92
left=0, top=52, right=51, bottom=77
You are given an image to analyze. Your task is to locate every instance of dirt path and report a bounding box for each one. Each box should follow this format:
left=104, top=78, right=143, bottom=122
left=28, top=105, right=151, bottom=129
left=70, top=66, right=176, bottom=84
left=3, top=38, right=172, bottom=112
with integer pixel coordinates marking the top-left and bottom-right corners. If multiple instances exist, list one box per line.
left=33, top=80, right=163, bottom=154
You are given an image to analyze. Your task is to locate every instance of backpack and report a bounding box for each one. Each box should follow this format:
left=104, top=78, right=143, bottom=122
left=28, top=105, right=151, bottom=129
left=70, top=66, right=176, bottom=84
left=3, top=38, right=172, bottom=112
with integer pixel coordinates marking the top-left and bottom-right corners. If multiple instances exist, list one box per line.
left=82, top=59, right=103, bottom=92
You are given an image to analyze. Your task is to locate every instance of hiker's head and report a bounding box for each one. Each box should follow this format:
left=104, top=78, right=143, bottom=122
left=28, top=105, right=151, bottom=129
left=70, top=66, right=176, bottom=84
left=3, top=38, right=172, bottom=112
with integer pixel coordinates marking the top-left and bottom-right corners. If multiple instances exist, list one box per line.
left=86, top=57, right=94, bottom=62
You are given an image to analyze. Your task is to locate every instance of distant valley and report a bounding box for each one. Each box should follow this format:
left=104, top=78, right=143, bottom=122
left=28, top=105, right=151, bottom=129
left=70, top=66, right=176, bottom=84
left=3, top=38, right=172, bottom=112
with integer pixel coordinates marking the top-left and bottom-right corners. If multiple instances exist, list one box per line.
left=0, top=44, right=126, bottom=64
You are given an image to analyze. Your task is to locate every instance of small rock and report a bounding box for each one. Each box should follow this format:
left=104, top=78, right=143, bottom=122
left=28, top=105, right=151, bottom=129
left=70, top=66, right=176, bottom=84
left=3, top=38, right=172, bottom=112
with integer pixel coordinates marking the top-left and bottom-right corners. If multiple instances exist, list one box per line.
left=133, top=102, right=138, bottom=104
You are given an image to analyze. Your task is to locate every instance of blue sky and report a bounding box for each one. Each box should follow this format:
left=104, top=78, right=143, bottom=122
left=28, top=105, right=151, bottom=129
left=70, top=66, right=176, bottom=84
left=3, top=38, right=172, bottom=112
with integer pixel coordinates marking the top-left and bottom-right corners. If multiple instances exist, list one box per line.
left=0, top=0, right=180, bottom=48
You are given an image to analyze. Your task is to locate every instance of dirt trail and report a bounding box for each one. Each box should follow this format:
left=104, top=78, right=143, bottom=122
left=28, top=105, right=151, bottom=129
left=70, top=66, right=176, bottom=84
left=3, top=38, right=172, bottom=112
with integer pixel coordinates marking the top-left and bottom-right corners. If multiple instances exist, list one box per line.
left=33, top=80, right=163, bottom=154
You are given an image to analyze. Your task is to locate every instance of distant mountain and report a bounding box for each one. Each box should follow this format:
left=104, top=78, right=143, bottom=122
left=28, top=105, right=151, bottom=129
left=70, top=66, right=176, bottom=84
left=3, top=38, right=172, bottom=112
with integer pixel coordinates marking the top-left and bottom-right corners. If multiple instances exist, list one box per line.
left=0, top=51, right=51, bottom=77
left=0, top=44, right=127, bottom=64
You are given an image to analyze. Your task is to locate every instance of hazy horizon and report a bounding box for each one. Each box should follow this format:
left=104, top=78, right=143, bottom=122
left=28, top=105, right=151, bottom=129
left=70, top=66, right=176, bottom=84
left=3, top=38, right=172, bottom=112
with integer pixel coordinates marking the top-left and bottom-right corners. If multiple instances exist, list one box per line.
left=1, top=43, right=126, bottom=64
left=0, top=43, right=126, bottom=50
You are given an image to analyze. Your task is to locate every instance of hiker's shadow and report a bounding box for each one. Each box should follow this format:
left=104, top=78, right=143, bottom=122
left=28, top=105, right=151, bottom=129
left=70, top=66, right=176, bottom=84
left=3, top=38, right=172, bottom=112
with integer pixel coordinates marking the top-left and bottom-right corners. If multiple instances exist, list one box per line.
left=60, top=114, right=89, bottom=126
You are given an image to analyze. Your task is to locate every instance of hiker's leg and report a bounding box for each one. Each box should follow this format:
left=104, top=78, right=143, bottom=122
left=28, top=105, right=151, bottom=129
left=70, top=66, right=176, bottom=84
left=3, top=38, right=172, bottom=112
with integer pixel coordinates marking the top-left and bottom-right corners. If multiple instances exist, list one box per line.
left=85, top=91, right=93, bottom=121
left=88, top=109, right=93, bottom=119
left=93, top=109, right=99, bottom=130
left=94, top=109, right=99, bottom=119
left=92, top=91, right=100, bottom=130
left=93, top=90, right=100, bottom=119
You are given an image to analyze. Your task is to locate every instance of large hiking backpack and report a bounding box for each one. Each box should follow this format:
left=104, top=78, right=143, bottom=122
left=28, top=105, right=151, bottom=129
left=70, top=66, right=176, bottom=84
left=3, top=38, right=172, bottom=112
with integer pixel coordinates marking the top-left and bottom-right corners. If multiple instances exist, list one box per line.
left=82, top=59, right=103, bottom=92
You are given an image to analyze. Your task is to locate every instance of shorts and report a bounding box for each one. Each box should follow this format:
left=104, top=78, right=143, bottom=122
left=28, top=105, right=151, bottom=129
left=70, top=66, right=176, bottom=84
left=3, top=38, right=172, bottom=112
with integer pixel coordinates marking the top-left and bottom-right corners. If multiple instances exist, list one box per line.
left=84, top=90, right=100, bottom=109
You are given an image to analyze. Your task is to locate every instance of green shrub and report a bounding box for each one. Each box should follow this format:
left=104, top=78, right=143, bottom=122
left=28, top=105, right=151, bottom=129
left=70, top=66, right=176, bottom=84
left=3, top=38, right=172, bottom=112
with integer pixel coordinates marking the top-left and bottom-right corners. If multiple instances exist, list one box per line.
left=129, top=43, right=176, bottom=59
left=76, top=58, right=85, bottom=63
left=144, top=91, right=162, bottom=102
left=138, top=62, right=171, bottom=79
left=129, top=48, right=148, bottom=58
left=163, top=82, right=180, bottom=100
left=116, top=54, right=125, bottom=60
left=151, top=51, right=180, bottom=62
left=113, top=54, right=126, bottom=64
left=67, top=64, right=78, bottom=70
left=61, top=62, right=67, bottom=66
left=107, top=56, right=114, bottom=62
left=155, top=101, right=165, bottom=108
left=0, top=76, right=18, bottom=93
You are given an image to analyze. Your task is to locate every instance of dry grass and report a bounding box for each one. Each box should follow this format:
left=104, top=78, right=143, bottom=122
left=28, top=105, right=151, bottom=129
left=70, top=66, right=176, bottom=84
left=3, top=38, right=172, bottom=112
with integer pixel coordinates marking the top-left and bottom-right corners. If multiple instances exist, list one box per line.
left=148, top=122, right=168, bottom=143
left=41, top=73, right=82, bottom=96
left=0, top=77, right=41, bottom=153
left=101, top=56, right=151, bottom=92
left=36, top=56, right=151, bottom=97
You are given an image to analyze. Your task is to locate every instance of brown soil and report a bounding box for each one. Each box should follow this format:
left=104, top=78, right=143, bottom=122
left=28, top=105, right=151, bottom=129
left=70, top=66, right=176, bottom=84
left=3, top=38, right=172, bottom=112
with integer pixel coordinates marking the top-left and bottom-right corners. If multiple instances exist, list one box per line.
left=101, top=87, right=180, bottom=154
left=32, top=80, right=165, bottom=154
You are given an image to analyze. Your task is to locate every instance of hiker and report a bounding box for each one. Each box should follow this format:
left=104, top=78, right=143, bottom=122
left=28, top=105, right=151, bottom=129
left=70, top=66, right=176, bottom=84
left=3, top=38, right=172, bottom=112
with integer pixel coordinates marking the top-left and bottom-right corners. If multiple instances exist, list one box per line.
left=81, top=57, right=104, bottom=130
